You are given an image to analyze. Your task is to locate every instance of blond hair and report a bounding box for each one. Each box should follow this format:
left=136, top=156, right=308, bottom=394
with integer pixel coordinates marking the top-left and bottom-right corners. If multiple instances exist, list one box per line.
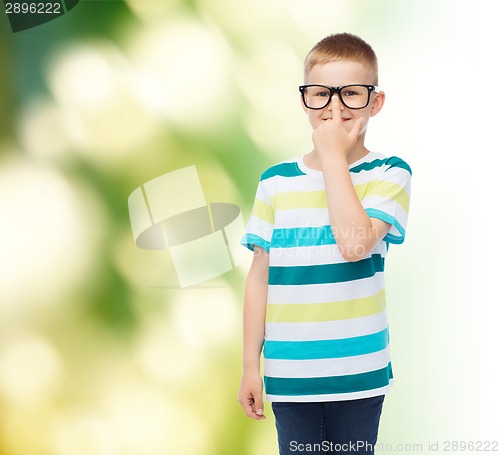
left=304, top=33, right=378, bottom=84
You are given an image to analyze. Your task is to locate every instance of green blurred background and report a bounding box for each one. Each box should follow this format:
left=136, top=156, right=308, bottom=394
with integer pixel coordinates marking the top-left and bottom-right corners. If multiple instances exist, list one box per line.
left=1, top=0, right=498, bottom=454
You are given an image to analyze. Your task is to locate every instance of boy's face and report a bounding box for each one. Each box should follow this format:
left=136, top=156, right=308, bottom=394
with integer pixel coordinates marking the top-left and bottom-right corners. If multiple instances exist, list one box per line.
left=302, top=60, right=384, bottom=135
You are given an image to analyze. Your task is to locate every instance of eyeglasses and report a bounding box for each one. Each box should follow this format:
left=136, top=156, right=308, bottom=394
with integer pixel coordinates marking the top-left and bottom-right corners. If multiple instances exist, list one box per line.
left=299, top=84, right=380, bottom=110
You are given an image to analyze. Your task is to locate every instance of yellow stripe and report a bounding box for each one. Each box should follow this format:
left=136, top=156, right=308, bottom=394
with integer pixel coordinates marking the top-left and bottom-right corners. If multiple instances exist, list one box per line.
left=266, top=290, right=386, bottom=322
left=355, top=180, right=410, bottom=213
left=269, top=191, right=327, bottom=210
left=252, top=199, right=274, bottom=224
left=269, top=181, right=408, bottom=213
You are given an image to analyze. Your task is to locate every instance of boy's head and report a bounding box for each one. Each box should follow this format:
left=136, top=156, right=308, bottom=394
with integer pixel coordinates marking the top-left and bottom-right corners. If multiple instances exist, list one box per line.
left=304, top=33, right=378, bottom=85
left=300, top=33, right=384, bottom=135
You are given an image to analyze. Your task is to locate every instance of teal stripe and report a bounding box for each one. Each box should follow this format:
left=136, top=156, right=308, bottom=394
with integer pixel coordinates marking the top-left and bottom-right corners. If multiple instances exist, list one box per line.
left=264, top=328, right=388, bottom=360
left=365, top=208, right=406, bottom=244
left=351, top=157, right=412, bottom=175
left=264, top=363, right=393, bottom=396
left=268, top=254, right=384, bottom=285
left=261, top=162, right=306, bottom=181
left=241, top=234, right=270, bottom=252
left=271, top=225, right=336, bottom=248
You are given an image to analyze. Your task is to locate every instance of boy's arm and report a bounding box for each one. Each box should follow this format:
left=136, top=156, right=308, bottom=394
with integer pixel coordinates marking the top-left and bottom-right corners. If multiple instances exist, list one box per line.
left=313, top=97, right=390, bottom=261
left=238, top=245, right=269, bottom=420
left=322, top=160, right=390, bottom=262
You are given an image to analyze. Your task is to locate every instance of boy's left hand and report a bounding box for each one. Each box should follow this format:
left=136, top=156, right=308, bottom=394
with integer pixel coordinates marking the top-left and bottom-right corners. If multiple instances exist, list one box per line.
left=312, top=96, right=365, bottom=162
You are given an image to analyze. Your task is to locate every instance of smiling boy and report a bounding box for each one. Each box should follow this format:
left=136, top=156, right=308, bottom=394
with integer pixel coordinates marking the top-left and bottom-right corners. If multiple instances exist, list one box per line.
left=239, top=33, right=412, bottom=455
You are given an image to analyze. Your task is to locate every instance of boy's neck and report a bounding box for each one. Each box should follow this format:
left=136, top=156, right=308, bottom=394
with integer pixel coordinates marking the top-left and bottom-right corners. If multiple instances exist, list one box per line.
left=304, top=144, right=370, bottom=171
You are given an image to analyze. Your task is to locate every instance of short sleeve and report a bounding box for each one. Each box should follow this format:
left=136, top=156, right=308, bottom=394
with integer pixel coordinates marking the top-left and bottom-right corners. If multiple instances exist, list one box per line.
left=241, top=178, right=275, bottom=252
left=362, top=157, right=412, bottom=245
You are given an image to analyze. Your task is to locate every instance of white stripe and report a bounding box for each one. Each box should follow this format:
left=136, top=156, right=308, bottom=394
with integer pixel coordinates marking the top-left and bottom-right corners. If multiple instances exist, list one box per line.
left=264, top=174, right=326, bottom=195
left=264, top=170, right=405, bottom=196
left=265, top=311, right=388, bottom=341
left=269, top=243, right=387, bottom=266
left=267, top=272, right=385, bottom=304
left=350, top=169, right=377, bottom=185
left=264, top=347, right=391, bottom=378
left=269, top=244, right=344, bottom=266
left=367, top=242, right=387, bottom=257
left=266, top=381, right=393, bottom=402
left=274, top=208, right=330, bottom=227
left=255, top=184, right=272, bottom=204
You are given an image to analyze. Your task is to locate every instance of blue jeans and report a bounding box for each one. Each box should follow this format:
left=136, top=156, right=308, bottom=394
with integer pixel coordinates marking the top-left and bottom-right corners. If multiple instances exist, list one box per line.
left=272, top=396, right=385, bottom=455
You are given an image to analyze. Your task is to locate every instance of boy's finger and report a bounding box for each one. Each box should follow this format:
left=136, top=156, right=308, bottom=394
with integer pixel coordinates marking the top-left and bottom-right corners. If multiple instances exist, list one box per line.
left=244, top=400, right=257, bottom=419
left=351, top=117, right=365, bottom=137
left=245, top=403, right=265, bottom=420
left=239, top=394, right=254, bottom=417
left=329, top=95, right=342, bottom=121
left=239, top=394, right=265, bottom=420
left=254, top=396, right=266, bottom=419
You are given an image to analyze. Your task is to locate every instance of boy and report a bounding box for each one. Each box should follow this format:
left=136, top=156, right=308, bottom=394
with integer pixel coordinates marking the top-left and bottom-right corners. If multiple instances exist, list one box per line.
left=238, top=33, right=411, bottom=455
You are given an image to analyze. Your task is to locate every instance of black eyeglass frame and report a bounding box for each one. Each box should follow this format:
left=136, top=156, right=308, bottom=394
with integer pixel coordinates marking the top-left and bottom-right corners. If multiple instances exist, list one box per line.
left=298, top=84, right=380, bottom=110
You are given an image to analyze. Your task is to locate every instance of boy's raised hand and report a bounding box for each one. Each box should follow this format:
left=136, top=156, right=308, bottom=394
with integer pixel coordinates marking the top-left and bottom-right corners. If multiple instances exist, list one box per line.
left=238, top=371, right=266, bottom=420
left=312, top=96, right=365, bottom=162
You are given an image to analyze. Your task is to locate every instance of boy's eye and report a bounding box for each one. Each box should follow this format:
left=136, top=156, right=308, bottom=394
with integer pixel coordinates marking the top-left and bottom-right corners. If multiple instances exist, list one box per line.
left=316, top=91, right=330, bottom=97
left=343, top=90, right=359, bottom=97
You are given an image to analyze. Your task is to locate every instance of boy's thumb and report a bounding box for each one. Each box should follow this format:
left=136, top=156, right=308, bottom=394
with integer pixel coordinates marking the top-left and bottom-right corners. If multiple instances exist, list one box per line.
left=255, top=397, right=265, bottom=416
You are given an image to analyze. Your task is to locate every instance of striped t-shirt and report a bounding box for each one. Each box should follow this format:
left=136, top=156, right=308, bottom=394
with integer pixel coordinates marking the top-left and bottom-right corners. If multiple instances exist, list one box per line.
left=242, top=151, right=412, bottom=402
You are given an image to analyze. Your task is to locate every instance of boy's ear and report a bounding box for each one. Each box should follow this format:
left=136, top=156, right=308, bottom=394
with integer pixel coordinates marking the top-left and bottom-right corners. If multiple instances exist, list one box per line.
left=370, top=91, right=385, bottom=117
